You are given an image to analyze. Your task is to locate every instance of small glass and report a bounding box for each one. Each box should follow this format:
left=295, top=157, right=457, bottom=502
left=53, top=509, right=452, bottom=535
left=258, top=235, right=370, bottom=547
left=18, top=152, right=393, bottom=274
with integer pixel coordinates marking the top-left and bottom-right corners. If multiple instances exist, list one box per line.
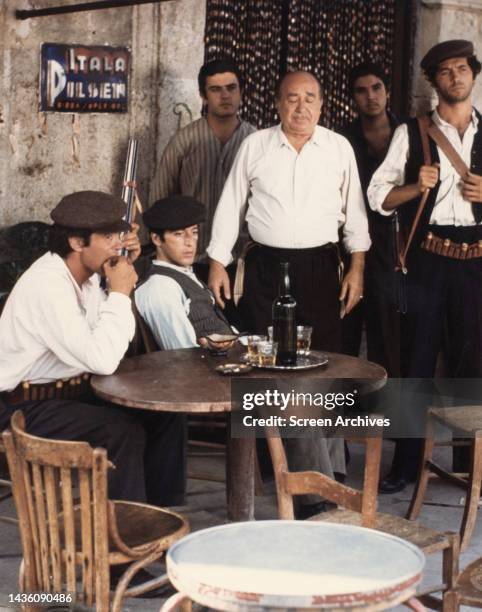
left=246, top=335, right=267, bottom=362
left=297, top=325, right=313, bottom=356
left=267, top=325, right=273, bottom=341
left=257, top=341, right=278, bottom=367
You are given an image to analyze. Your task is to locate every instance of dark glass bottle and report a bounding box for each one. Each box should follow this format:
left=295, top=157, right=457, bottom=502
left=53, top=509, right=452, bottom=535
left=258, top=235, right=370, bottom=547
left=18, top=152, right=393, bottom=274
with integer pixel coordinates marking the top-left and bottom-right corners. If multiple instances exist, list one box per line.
left=272, top=262, right=297, bottom=366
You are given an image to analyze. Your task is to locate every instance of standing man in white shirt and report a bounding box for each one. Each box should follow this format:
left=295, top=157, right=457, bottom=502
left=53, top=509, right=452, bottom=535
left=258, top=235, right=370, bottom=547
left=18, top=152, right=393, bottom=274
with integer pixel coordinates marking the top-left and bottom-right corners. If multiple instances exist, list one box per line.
left=0, top=191, right=186, bottom=508
left=208, top=70, right=370, bottom=352
left=135, top=195, right=234, bottom=350
left=368, top=40, right=482, bottom=493
left=207, top=71, right=370, bottom=519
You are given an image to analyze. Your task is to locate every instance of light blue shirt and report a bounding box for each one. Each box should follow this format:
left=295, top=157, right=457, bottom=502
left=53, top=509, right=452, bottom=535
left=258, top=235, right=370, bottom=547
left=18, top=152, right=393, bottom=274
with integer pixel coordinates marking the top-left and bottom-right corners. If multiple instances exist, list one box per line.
left=135, top=260, right=204, bottom=350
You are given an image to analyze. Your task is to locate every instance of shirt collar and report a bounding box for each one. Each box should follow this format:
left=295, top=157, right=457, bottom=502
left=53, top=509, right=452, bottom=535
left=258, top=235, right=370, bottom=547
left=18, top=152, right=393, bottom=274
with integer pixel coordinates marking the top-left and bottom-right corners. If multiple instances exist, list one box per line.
left=153, top=259, right=195, bottom=275
left=276, top=123, right=321, bottom=148
left=47, top=252, right=97, bottom=302
left=432, top=107, right=478, bottom=130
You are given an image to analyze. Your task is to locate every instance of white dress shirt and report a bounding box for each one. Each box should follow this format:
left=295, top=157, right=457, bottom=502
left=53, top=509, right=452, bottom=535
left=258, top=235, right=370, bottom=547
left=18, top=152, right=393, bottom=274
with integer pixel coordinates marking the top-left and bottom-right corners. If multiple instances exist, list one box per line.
left=135, top=261, right=204, bottom=350
left=368, top=109, right=478, bottom=226
left=0, top=252, right=135, bottom=391
left=207, top=124, right=371, bottom=266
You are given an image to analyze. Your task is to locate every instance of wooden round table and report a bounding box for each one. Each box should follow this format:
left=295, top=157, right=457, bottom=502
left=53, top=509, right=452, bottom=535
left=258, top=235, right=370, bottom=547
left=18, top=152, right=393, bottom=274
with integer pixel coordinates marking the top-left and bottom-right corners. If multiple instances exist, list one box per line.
left=166, top=521, right=425, bottom=611
left=91, top=346, right=386, bottom=521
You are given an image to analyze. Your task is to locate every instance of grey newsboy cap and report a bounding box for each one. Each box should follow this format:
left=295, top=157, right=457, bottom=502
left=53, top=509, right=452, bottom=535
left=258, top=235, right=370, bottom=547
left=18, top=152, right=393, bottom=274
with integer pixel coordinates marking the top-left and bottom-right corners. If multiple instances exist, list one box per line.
left=421, top=40, right=474, bottom=72
left=51, top=191, right=131, bottom=232
left=143, top=195, right=206, bottom=230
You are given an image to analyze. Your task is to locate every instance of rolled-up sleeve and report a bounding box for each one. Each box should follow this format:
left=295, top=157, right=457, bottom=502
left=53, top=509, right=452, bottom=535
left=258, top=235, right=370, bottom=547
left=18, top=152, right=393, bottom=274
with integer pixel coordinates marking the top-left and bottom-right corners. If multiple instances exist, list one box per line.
left=368, top=124, right=409, bottom=217
left=207, top=138, right=251, bottom=266
left=340, top=139, right=371, bottom=253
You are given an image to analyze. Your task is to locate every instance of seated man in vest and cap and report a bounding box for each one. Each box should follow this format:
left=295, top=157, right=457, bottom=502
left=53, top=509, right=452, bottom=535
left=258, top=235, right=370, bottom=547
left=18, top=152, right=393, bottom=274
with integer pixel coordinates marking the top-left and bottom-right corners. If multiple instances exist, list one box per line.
left=135, top=195, right=234, bottom=349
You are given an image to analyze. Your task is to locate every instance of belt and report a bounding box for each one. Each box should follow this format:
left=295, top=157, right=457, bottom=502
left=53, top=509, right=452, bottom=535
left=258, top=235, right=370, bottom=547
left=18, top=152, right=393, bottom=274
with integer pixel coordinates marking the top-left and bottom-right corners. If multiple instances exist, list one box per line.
left=1, top=374, right=91, bottom=405
left=421, top=232, right=482, bottom=260
left=233, top=241, right=339, bottom=306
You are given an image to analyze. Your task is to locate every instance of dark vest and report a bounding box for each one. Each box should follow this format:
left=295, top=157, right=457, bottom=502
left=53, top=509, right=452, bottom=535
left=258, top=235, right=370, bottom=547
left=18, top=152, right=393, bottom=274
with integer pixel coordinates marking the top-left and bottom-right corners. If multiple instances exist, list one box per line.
left=139, top=264, right=232, bottom=339
left=401, top=111, right=482, bottom=253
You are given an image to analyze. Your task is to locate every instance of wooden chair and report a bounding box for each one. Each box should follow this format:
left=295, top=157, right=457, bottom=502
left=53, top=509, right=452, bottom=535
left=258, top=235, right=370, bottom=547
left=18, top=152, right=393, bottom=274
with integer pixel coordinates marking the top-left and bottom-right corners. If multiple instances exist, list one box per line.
left=0, top=438, right=18, bottom=525
left=407, top=406, right=482, bottom=552
left=443, top=556, right=482, bottom=611
left=3, top=411, right=189, bottom=612
left=265, top=425, right=459, bottom=610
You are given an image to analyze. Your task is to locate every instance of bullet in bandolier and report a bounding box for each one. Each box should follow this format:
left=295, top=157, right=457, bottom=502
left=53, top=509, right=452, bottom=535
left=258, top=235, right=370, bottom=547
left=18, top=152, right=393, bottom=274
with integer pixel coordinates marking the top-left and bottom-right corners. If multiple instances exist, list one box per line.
left=22, top=382, right=29, bottom=401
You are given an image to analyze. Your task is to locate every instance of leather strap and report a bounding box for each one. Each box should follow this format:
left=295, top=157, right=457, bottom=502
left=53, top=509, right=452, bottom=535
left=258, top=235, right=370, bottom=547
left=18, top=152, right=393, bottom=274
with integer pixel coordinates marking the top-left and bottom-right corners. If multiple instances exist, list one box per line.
left=397, top=115, right=433, bottom=273
left=427, top=122, right=470, bottom=177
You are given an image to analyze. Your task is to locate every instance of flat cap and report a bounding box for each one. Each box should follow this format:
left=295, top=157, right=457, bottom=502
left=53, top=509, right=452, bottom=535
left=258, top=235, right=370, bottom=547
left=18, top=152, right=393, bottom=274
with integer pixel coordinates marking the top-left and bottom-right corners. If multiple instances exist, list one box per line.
left=51, top=191, right=131, bottom=232
left=143, top=195, right=206, bottom=230
left=421, top=40, right=474, bottom=72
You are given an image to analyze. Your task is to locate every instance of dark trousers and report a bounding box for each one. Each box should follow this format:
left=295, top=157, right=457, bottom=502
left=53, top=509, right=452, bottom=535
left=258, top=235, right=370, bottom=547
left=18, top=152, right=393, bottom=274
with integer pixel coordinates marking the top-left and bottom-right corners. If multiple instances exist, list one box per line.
left=239, top=244, right=342, bottom=352
left=391, top=230, right=482, bottom=480
left=342, top=270, right=401, bottom=376
left=0, top=395, right=187, bottom=507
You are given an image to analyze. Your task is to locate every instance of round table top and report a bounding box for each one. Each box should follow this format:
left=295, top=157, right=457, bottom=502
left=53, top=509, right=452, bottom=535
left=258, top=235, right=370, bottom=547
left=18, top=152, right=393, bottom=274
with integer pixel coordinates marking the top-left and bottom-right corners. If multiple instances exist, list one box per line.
left=166, top=521, right=425, bottom=611
left=91, top=345, right=387, bottom=413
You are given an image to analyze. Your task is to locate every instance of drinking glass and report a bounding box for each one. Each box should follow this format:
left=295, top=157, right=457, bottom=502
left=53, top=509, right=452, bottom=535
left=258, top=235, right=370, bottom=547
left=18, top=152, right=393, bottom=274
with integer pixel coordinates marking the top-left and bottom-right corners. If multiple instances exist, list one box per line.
left=296, top=325, right=313, bottom=356
left=257, top=341, right=278, bottom=367
left=246, top=335, right=267, bottom=362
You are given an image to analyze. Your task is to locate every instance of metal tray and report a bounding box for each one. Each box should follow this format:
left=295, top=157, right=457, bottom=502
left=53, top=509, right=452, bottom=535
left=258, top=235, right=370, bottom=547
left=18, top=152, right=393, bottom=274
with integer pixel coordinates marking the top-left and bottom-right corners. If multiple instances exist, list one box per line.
left=240, top=350, right=328, bottom=371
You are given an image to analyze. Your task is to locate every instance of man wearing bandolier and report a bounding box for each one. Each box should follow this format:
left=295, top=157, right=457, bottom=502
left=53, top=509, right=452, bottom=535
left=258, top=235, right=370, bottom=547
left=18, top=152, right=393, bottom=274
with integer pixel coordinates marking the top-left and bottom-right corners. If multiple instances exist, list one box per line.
left=368, top=40, right=482, bottom=493
left=0, top=192, right=186, bottom=509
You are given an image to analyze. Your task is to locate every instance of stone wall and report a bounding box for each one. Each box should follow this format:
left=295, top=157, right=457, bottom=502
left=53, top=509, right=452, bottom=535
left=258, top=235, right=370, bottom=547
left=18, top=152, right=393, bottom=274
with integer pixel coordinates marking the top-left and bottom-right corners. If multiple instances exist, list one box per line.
left=412, top=0, right=482, bottom=113
left=0, top=0, right=205, bottom=228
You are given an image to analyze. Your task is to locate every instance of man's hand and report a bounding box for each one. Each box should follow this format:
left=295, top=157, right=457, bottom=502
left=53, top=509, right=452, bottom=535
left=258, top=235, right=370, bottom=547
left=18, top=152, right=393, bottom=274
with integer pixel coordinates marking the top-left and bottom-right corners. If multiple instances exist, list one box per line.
left=417, top=164, right=439, bottom=193
left=339, top=252, right=365, bottom=318
left=104, top=257, right=138, bottom=296
left=461, top=171, right=482, bottom=202
left=208, top=259, right=231, bottom=309
left=121, top=222, right=141, bottom=263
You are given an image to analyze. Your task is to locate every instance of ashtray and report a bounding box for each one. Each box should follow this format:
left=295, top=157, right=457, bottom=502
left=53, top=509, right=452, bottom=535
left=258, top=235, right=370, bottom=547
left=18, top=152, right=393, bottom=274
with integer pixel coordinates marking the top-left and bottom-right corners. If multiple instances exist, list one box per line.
left=205, top=333, right=238, bottom=354
left=215, top=363, right=253, bottom=376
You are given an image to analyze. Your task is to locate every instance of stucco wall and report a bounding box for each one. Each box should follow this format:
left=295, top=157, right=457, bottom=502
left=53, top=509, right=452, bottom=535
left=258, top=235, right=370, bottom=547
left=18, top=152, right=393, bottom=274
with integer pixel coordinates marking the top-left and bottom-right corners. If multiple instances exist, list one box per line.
left=412, top=0, right=482, bottom=112
left=0, top=0, right=205, bottom=228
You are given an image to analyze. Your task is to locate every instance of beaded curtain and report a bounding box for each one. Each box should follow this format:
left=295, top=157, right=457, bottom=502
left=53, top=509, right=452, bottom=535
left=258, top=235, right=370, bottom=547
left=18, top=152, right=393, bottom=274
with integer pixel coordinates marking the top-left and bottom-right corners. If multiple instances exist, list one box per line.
left=204, top=0, right=397, bottom=130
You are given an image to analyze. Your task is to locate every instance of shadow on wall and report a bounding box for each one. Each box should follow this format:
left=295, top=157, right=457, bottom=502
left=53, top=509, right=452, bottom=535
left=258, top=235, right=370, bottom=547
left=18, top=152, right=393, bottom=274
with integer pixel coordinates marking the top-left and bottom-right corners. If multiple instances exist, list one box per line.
left=0, top=221, right=50, bottom=295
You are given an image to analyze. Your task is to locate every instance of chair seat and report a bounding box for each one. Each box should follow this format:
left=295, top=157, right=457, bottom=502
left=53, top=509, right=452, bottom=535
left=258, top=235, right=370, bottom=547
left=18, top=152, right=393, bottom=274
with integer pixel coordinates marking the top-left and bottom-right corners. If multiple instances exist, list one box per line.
left=431, top=406, right=482, bottom=434
left=66, top=500, right=187, bottom=554
left=110, top=501, right=187, bottom=551
left=451, top=557, right=482, bottom=607
left=312, top=508, right=450, bottom=553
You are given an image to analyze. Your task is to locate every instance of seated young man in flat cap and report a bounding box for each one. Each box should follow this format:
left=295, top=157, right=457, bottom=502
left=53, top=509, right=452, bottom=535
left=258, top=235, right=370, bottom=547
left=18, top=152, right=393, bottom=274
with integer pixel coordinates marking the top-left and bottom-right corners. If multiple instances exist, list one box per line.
left=135, top=195, right=235, bottom=350
left=0, top=191, right=186, bottom=512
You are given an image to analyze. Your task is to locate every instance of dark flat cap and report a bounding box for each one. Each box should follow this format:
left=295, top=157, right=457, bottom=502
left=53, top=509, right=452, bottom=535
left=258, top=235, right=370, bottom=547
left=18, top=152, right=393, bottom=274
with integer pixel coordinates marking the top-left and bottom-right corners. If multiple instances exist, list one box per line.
left=421, top=40, right=474, bottom=72
left=51, top=191, right=131, bottom=232
left=143, top=195, right=206, bottom=230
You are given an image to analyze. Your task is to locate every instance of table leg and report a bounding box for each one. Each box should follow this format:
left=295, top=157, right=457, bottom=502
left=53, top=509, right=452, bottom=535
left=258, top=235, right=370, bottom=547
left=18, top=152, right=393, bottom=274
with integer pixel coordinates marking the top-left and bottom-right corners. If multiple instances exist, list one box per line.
left=226, top=421, right=255, bottom=521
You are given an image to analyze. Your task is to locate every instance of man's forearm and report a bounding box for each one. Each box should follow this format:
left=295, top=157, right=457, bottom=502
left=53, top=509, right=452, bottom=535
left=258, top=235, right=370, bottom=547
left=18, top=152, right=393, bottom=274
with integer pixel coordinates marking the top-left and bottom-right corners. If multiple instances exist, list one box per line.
left=349, top=251, right=365, bottom=272
left=382, top=183, right=421, bottom=211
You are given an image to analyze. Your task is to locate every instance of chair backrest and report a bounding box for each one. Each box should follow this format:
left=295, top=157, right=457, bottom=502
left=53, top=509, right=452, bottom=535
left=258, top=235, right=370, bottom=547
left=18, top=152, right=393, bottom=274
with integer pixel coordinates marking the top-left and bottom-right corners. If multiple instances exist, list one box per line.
left=3, top=411, right=110, bottom=608
left=265, top=425, right=382, bottom=528
left=131, top=301, right=159, bottom=355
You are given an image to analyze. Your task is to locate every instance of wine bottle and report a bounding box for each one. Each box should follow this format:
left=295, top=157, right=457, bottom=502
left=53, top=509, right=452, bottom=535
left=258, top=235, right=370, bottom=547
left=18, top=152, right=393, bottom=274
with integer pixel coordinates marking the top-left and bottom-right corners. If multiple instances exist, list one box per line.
left=272, top=261, right=297, bottom=366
